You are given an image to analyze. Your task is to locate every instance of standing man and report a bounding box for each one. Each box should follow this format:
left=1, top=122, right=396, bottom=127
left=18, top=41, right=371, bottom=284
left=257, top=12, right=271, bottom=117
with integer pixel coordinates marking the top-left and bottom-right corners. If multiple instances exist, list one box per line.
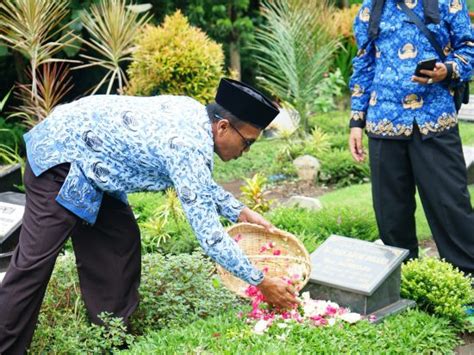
left=0, top=78, right=298, bottom=353
left=348, top=0, right=474, bottom=274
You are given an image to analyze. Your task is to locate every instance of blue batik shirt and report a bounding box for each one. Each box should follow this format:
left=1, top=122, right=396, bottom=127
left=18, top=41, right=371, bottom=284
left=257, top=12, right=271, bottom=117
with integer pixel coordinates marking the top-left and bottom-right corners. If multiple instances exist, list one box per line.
left=350, top=0, right=474, bottom=139
left=24, top=95, right=264, bottom=285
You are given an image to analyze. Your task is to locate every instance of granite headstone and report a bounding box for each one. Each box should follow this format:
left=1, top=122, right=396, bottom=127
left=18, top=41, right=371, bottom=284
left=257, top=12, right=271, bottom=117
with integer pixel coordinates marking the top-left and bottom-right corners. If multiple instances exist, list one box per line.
left=0, top=192, right=25, bottom=272
left=303, top=235, right=415, bottom=322
left=458, top=95, right=474, bottom=122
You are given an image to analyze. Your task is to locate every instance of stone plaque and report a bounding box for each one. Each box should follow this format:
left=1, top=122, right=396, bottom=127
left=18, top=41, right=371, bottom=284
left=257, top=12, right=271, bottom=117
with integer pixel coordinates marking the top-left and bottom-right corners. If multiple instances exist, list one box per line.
left=303, top=235, right=415, bottom=318
left=458, top=95, right=474, bottom=122
left=309, top=235, right=408, bottom=295
left=0, top=192, right=25, bottom=255
left=0, top=201, right=24, bottom=242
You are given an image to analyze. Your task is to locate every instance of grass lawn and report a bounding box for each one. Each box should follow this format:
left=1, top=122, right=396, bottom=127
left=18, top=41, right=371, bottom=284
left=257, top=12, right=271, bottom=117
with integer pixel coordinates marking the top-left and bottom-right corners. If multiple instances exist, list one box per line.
left=213, top=138, right=285, bottom=182
left=213, top=120, right=474, bottom=183
left=320, top=183, right=474, bottom=241
left=125, top=308, right=460, bottom=354
left=460, top=120, right=474, bottom=145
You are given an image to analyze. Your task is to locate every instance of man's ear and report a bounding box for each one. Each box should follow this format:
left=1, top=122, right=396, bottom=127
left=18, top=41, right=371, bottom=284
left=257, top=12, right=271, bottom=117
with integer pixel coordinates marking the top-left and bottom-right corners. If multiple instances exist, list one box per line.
left=216, top=119, right=230, bottom=136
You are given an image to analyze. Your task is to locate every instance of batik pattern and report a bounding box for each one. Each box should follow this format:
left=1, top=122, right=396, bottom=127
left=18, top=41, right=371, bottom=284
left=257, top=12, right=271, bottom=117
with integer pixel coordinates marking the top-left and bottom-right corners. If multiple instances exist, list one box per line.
left=25, top=95, right=264, bottom=285
left=350, top=0, right=474, bottom=139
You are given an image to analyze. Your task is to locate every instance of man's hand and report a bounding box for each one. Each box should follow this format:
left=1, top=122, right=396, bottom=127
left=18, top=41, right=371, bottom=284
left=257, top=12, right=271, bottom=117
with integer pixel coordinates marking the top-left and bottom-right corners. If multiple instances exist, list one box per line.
left=349, top=127, right=365, bottom=162
left=238, top=206, right=277, bottom=233
left=257, top=276, right=300, bottom=309
left=412, top=62, right=448, bottom=85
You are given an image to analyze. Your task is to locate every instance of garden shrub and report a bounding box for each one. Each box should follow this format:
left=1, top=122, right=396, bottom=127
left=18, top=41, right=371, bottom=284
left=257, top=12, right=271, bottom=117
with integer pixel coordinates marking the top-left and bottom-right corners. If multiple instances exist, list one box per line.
left=129, top=191, right=198, bottom=255
left=0, top=118, right=25, bottom=152
left=31, top=253, right=133, bottom=353
left=131, top=252, right=239, bottom=333
left=129, top=192, right=166, bottom=223
left=401, top=257, right=473, bottom=322
left=310, top=111, right=349, bottom=135
left=30, top=251, right=238, bottom=352
left=328, top=132, right=349, bottom=150
left=319, top=148, right=370, bottom=187
left=125, top=10, right=224, bottom=103
left=269, top=205, right=378, bottom=253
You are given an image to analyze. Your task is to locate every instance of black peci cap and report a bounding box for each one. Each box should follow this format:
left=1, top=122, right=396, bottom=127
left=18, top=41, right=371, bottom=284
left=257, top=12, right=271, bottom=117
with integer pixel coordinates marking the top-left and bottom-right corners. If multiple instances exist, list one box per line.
left=215, top=78, right=280, bottom=129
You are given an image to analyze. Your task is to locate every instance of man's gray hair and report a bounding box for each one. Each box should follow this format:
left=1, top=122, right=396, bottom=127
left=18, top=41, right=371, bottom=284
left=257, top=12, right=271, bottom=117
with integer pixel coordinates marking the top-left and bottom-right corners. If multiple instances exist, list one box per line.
left=206, top=102, right=253, bottom=129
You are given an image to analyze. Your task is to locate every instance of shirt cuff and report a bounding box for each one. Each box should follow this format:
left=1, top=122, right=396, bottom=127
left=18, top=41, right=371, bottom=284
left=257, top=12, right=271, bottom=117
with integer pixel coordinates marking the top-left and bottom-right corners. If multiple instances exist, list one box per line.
left=349, top=110, right=366, bottom=129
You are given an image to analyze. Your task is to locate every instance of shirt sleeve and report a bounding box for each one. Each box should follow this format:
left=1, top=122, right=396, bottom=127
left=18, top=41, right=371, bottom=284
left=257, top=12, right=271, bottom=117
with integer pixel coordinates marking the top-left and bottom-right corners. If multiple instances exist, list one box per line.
left=209, top=181, right=245, bottom=222
left=349, top=2, right=376, bottom=129
left=164, top=143, right=264, bottom=286
left=444, top=1, right=474, bottom=83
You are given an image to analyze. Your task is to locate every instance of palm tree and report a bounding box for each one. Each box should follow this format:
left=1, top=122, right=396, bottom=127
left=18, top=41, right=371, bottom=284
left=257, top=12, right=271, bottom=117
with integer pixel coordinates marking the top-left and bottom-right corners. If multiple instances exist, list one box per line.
left=252, top=0, right=340, bottom=134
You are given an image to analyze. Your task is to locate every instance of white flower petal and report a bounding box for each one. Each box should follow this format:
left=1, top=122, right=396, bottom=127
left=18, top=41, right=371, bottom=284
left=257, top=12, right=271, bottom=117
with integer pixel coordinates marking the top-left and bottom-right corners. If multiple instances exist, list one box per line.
left=339, top=312, right=361, bottom=324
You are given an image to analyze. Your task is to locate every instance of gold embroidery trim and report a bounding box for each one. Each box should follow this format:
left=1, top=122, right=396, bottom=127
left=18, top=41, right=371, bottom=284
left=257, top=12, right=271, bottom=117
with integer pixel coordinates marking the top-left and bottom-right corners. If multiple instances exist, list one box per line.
left=418, top=113, right=458, bottom=135
left=449, top=0, right=462, bottom=13
left=402, top=94, right=424, bottom=109
left=351, top=111, right=366, bottom=121
left=454, top=53, right=469, bottom=65
left=359, top=7, right=370, bottom=22
left=352, top=84, right=364, bottom=97
left=446, top=61, right=461, bottom=79
left=366, top=119, right=413, bottom=137
left=398, top=43, right=417, bottom=59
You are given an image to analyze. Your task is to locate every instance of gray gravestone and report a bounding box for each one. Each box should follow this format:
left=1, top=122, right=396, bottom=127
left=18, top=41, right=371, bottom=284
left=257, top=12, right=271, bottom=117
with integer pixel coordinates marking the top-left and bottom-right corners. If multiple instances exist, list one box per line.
left=0, top=192, right=25, bottom=273
left=458, top=95, right=474, bottom=122
left=302, top=235, right=415, bottom=322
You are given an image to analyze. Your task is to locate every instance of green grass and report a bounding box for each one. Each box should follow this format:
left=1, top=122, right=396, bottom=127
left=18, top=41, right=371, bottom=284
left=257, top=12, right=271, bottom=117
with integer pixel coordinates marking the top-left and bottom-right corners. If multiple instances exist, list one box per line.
left=319, top=183, right=474, bottom=240
left=213, top=138, right=286, bottom=182
left=125, top=308, right=460, bottom=354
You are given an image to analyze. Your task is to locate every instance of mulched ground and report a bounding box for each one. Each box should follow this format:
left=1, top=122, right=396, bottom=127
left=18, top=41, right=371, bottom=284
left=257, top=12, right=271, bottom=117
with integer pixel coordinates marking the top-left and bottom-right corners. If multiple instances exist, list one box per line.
left=220, top=178, right=333, bottom=203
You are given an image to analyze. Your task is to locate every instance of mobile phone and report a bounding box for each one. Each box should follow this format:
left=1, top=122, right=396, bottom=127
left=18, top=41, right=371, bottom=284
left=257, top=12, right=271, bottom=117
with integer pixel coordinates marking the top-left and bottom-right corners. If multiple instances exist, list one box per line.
left=414, top=58, right=437, bottom=78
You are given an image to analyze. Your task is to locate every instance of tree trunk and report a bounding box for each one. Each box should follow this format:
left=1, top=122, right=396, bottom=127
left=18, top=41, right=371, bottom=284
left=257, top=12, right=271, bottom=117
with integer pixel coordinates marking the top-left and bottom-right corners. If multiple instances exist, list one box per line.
left=229, top=41, right=241, bottom=80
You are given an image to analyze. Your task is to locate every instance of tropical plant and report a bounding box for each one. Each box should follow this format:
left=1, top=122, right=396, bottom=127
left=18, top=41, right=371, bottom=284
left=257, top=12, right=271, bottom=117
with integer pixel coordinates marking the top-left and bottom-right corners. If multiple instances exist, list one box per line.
left=0, top=0, right=75, bottom=98
left=240, top=173, right=273, bottom=213
left=0, top=89, right=23, bottom=165
left=125, top=10, right=225, bottom=103
left=0, top=129, right=23, bottom=165
left=154, top=188, right=186, bottom=225
left=13, top=62, right=73, bottom=126
left=140, top=188, right=186, bottom=249
left=141, top=216, right=171, bottom=250
left=309, top=127, right=331, bottom=157
left=252, top=0, right=340, bottom=133
left=74, top=0, right=152, bottom=95
left=313, top=69, right=347, bottom=113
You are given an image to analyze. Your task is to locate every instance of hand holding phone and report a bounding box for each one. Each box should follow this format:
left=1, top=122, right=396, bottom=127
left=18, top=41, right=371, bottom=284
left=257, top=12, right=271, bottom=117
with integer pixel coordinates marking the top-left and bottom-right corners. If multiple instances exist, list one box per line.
left=414, top=58, right=437, bottom=78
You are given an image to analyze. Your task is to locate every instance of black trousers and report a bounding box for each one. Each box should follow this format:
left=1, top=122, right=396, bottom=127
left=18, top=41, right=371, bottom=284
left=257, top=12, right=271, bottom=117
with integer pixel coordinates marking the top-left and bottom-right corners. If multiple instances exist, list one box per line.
left=369, top=125, right=474, bottom=274
left=0, top=162, right=141, bottom=354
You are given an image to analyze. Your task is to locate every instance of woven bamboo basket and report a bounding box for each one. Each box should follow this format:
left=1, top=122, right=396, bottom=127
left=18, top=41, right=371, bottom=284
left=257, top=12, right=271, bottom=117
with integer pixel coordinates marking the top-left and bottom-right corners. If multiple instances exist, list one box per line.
left=216, top=223, right=312, bottom=298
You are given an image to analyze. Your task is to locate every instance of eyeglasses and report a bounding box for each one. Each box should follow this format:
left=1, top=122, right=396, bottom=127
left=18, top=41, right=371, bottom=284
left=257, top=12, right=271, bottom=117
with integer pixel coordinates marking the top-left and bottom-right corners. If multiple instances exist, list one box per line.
left=214, top=114, right=255, bottom=150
